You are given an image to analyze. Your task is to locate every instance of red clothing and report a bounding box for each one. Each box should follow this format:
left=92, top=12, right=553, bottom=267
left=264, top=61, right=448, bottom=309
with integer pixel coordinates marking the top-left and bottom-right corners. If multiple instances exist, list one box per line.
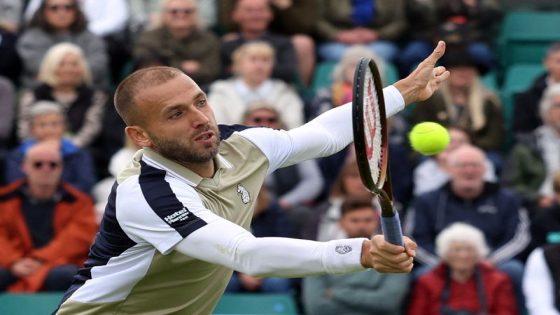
left=407, top=263, right=518, bottom=315
left=0, top=180, right=98, bottom=292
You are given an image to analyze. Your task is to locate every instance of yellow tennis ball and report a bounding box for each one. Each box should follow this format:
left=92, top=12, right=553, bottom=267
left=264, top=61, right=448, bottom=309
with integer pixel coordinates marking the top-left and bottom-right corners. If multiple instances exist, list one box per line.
left=409, top=122, right=450, bottom=155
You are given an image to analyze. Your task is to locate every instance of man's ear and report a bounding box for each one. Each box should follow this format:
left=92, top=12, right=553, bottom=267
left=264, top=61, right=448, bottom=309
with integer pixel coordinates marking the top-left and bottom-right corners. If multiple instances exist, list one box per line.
left=125, top=126, right=152, bottom=148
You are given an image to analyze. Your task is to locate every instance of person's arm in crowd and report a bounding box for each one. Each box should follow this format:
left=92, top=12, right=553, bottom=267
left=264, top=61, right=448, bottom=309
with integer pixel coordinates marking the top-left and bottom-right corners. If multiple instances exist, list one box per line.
left=70, top=90, right=107, bottom=148
left=404, top=196, right=440, bottom=266
left=16, top=89, right=35, bottom=141
left=270, top=36, right=298, bottom=83
left=0, top=77, right=16, bottom=139
left=82, top=32, right=110, bottom=88
left=185, top=33, right=222, bottom=85
left=302, top=275, right=340, bottom=315
left=279, top=160, right=324, bottom=207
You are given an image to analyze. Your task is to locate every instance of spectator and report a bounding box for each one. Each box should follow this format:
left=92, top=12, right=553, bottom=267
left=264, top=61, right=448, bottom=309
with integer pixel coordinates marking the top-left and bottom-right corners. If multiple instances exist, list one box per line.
left=309, top=45, right=386, bottom=120
left=302, top=151, right=373, bottom=241
left=523, top=245, right=560, bottom=315
left=410, top=47, right=504, bottom=168
left=0, top=76, right=16, bottom=144
left=399, top=0, right=501, bottom=77
left=303, top=196, right=409, bottom=315
left=0, top=0, right=23, bottom=85
left=17, top=42, right=107, bottom=148
left=503, top=84, right=560, bottom=214
left=7, top=101, right=96, bottom=194
left=413, top=126, right=496, bottom=197
left=0, top=141, right=98, bottom=292
left=133, top=0, right=221, bottom=87
left=209, top=41, right=304, bottom=129
left=226, top=186, right=294, bottom=293
left=405, top=144, right=530, bottom=309
left=220, top=0, right=298, bottom=83
left=92, top=132, right=140, bottom=221
left=243, top=104, right=323, bottom=209
left=17, top=0, right=109, bottom=88
left=407, top=222, right=518, bottom=315
left=315, top=0, right=406, bottom=63
left=524, top=170, right=560, bottom=255
left=514, top=42, right=560, bottom=135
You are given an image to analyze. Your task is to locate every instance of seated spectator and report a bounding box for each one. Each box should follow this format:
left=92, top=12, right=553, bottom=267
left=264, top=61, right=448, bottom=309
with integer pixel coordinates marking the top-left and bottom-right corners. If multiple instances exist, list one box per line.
left=407, top=223, right=518, bottom=315
left=398, top=0, right=501, bottom=77
left=523, top=244, right=560, bottom=315
left=17, top=0, right=109, bottom=88
left=226, top=186, right=294, bottom=293
left=410, top=47, right=504, bottom=169
left=309, top=45, right=386, bottom=120
left=7, top=101, right=96, bottom=194
left=92, top=132, right=140, bottom=221
left=17, top=42, right=107, bottom=148
left=503, top=84, right=560, bottom=214
left=303, top=196, right=409, bottom=315
left=514, top=42, right=560, bottom=135
left=315, top=0, right=406, bottom=63
left=0, top=141, right=98, bottom=292
left=0, top=0, right=23, bottom=85
left=525, top=171, right=560, bottom=256
left=209, top=41, right=304, bottom=129
left=133, top=0, right=221, bottom=87
left=413, top=126, right=496, bottom=197
left=302, top=151, right=374, bottom=241
left=220, top=0, right=297, bottom=83
left=405, top=145, right=530, bottom=309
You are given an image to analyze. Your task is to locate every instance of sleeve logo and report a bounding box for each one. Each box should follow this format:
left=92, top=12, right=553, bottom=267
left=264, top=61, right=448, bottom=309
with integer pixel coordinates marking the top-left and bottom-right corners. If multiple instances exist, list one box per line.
left=163, top=208, right=190, bottom=224
left=335, top=245, right=352, bottom=255
left=237, top=184, right=251, bottom=204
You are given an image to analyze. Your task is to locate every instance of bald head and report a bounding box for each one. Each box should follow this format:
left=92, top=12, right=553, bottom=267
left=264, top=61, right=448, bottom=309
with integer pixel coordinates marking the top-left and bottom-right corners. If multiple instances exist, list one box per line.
left=447, top=144, right=486, bottom=168
left=114, top=66, right=185, bottom=125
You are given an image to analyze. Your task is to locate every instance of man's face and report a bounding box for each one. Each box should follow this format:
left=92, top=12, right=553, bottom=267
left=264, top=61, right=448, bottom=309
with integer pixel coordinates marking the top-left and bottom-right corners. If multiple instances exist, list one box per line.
left=237, top=50, right=274, bottom=85
left=232, top=0, right=273, bottom=33
left=444, top=241, right=480, bottom=273
left=163, top=0, right=197, bottom=33
left=339, top=207, right=379, bottom=238
left=133, top=75, right=220, bottom=166
left=31, top=112, right=65, bottom=141
left=545, top=51, right=560, bottom=81
left=243, top=108, right=281, bottom=128
left=448, top=66, right=477, bottom=89
left=23, top=146, right=63, bottom=187
left=448, top=148, right=486, bottom=195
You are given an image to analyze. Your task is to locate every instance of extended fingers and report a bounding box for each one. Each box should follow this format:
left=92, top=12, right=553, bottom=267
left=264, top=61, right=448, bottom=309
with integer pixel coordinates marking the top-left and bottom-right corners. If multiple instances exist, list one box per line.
left=420, top=41, right=446, bottom=68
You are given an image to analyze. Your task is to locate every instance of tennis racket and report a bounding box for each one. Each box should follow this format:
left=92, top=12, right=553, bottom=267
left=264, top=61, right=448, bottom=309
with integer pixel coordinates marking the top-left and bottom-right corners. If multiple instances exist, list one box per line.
left=352, top=58, right=403, bottom=246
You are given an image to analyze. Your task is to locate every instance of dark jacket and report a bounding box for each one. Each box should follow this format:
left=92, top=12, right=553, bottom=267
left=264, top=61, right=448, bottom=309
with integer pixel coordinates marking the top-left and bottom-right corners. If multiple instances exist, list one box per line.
left=513, top=73, right=547, bottom=135
left=406, top=183, right=531, bottom=266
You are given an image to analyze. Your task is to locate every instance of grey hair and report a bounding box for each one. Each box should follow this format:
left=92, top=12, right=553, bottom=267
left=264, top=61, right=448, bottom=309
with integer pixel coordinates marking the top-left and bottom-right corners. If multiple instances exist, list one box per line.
left=539, top=83, right=560, bottom=120
left=29, top=101, right=63, bottom=118
left=435, top=222, right=490, bottom=258
left=332, top=45, right=386, bottom=84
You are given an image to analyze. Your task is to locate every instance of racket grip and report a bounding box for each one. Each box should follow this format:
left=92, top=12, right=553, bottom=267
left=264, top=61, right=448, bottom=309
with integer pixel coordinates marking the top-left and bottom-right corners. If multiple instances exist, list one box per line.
left=380, top=212, right=404, bottom=246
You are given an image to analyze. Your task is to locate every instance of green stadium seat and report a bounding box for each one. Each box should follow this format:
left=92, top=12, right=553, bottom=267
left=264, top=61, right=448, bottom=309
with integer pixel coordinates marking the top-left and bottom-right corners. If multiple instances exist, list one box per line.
left=0, top=293, right=299, bottom=315
left=498, top=11, right=560, bottom=67
left=214, top=293, right=299, bottom=314
left=500, top=63, right=545, bottom=148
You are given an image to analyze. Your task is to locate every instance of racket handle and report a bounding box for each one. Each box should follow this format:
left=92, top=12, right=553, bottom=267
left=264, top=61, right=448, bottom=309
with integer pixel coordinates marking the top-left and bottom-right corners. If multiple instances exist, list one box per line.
left=381, top=212, right=403, bottom=246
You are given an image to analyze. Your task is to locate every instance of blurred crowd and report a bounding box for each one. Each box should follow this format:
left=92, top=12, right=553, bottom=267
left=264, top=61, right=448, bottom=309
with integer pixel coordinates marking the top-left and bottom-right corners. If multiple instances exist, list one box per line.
left=0, top=0, right=560, bottom=315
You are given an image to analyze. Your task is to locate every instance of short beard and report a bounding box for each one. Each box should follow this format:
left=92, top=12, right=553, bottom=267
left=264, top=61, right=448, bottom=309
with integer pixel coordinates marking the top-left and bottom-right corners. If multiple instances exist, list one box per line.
left=149, top=131, right=220, bottom=165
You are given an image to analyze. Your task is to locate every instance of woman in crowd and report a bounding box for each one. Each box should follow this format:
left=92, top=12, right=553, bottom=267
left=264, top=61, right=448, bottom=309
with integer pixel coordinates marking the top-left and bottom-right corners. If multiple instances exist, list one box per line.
left=17, top=0, right=108, bottom=88
left=17, top=43, right=107, bottom=149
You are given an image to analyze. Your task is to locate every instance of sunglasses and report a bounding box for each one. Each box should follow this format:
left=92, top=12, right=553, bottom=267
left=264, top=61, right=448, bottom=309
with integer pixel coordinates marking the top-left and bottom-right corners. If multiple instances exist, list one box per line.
left=167, top=8, right=196, bottom=16
left=32, top=160, right=61, bottom=170
left=46, top=4, right=76, bottom=12
left=252, top=117, right=278, bottom=124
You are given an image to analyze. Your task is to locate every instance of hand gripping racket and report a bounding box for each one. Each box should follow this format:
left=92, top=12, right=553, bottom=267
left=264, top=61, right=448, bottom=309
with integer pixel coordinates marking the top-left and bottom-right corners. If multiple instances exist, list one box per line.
left=352, top=58, right=403, bottom=246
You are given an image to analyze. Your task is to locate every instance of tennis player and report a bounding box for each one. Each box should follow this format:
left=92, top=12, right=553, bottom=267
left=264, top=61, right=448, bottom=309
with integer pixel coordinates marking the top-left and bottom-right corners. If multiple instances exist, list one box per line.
left=55, top=41, right=449, bottom=315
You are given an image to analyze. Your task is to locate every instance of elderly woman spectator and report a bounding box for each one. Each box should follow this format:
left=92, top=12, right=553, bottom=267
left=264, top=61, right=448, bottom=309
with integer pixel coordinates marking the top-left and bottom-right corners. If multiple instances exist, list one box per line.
left=17, top=43, right=107, bottom=149
left=17, top=0, right=108, bottom=88
left=6, top=101, right=96, bottom=194
left=407, top=223, right=518, bottom=315
left=133, top=0, right=221, bottom=87
left=209, top=41, right=304, bottom=129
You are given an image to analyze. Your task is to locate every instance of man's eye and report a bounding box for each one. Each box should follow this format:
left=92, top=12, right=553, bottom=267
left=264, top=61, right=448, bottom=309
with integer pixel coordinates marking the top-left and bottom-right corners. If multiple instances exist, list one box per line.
left=170, top=111, right=183, bottom=119
left=197, top=99, right=207, bottom=107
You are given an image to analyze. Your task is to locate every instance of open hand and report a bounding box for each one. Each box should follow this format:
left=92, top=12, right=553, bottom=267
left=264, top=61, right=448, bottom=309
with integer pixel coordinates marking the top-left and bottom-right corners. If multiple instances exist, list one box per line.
left=394, top=41, right=450, bottom=105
